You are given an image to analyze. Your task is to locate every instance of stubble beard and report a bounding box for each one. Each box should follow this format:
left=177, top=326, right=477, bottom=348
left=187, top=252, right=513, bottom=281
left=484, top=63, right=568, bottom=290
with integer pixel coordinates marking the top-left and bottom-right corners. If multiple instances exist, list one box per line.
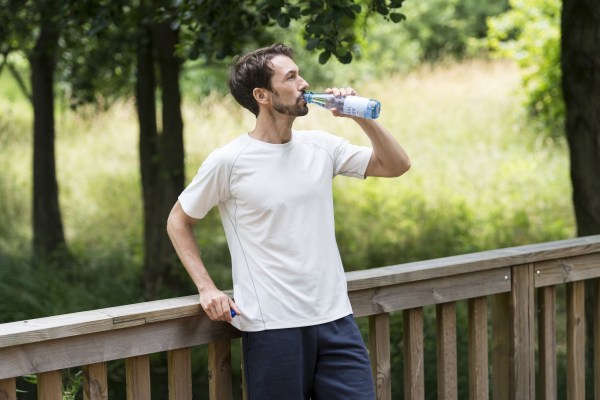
left=272, top=92, right=309, bottom=117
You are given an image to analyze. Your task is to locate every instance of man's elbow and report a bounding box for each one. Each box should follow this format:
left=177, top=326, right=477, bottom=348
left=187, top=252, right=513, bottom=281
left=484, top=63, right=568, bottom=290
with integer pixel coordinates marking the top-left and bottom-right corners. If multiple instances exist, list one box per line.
left=167, top=202, right=198, bottom=236
left=398, top=159, right=411, bottom=176
left=389, top=158, right=411, bottom=177
left=166, top=209, right=177, bottom=238
left=166, top=203, right=184, bottom=236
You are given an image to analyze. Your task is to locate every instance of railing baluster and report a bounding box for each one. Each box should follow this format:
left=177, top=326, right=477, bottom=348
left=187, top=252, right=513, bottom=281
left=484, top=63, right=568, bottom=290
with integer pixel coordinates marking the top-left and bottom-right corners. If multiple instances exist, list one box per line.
left=126, top=355, right=151, bottom=400
left=403, top=307, right=424, bottom=400
left=436, top=302, right=457, bottom=400
left=168, top=348, right=192, bottom=400
left=511, top=264, right=535, bottom=399
left=83, top=362, right=108, bottom=400
left=208, top=340, right=233, bottom=400
left=538, top=286, right=557, bottom=400
left=491, top=293, right=510, bottom=400
left=468, top=296, right=488, bottom=400
left=0, top=378, right=16, bottom=400
left=567, top=281, right=585, bottom=400
left=369, top=313, right=391, bottom=400
left=37, top=370, right=62, bottom=400
left=595, top=279, right=600, bottom=400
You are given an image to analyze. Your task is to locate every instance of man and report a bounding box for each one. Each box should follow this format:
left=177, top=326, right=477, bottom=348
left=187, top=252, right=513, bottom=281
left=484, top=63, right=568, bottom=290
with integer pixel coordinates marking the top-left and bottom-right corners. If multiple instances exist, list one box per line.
left=167, top=43, right=410, bottom=400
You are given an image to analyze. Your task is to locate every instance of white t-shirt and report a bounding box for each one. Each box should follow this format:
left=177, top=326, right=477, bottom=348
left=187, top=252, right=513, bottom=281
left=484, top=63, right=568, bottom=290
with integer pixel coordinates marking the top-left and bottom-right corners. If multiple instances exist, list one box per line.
left=179, top=130, right=372, bottom=331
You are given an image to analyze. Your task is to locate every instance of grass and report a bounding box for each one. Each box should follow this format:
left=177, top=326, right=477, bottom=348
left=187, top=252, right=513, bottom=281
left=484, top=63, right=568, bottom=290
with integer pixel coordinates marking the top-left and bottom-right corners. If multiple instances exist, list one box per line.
left=0, top=58, right=577, bottom=399
left=0, top=59, right=575, bottom=317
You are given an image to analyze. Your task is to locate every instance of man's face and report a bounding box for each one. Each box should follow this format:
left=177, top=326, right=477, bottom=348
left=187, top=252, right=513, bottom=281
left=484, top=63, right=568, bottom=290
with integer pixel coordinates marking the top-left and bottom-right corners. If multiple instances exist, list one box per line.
left=268, top=55, right=310, bottom=117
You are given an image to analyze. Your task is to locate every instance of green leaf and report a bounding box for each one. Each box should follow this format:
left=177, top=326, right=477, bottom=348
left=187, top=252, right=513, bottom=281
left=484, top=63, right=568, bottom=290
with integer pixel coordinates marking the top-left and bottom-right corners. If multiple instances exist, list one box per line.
left=306, top=38, right=320, bottom=51
left=318, top=50, right=331, bottom=64
left=376, top=4, right=389, bottom=16
left=390, top=13, right=405, bottom=23
left=337, top=51, right=352, bottom=64
left=277, top=14, right=290, bottom=27
left=288, top=5, right=301, bottom=19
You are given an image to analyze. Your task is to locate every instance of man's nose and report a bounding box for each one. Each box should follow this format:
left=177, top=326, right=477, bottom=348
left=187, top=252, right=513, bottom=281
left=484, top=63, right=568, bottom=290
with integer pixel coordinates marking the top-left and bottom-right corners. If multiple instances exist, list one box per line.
left=299, top=76, right=309, bottom=91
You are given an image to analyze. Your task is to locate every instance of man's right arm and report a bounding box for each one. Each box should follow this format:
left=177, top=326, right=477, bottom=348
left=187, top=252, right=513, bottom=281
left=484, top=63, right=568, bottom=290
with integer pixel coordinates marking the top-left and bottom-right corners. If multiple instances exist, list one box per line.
left=167, top=201, right=239, bottom=322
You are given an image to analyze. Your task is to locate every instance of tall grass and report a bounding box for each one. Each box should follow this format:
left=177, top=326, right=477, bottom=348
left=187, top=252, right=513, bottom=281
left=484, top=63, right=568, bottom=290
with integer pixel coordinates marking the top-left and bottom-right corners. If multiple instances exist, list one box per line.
left=0, top=59, right=575, bottom=399
left=0, top=59, right=574, bottom=321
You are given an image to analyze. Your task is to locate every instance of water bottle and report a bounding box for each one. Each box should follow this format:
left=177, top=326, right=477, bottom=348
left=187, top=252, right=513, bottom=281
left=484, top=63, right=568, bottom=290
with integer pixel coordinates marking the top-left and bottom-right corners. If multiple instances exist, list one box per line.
left=303, top=92, right=381, bottom=119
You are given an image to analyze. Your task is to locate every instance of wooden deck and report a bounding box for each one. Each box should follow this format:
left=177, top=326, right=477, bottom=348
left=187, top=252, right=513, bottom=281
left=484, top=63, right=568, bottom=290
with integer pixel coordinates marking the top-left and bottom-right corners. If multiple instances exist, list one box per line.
left=1, top=235, right=600, bottom=399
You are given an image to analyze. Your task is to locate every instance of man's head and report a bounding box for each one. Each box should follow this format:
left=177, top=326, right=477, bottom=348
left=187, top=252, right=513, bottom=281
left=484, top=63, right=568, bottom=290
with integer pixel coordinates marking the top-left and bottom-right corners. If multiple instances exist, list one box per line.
left=228, top=43, right=309, bottom=117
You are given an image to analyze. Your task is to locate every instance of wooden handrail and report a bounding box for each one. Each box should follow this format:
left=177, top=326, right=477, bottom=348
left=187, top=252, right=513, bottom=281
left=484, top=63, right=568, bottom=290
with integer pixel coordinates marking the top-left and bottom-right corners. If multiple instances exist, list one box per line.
left=1, top=235, right=600, bottom=399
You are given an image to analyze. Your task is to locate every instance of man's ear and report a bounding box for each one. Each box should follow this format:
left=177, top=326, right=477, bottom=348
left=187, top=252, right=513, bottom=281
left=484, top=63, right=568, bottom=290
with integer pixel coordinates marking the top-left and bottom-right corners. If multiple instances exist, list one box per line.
left=253, top=88, right=271, bottom=106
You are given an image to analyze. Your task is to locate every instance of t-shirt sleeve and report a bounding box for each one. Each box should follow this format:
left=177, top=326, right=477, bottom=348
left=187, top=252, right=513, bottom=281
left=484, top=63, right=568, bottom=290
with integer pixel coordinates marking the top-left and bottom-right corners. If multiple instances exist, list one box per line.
left=331, top=135, right=372, bottom=179
left=178, top=151, right=230, bottom=219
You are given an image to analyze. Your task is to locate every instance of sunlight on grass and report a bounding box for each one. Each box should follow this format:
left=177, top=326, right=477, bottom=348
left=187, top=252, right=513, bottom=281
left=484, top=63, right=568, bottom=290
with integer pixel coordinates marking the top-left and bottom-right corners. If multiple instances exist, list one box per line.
left=0, top=59, right=575, bottom=265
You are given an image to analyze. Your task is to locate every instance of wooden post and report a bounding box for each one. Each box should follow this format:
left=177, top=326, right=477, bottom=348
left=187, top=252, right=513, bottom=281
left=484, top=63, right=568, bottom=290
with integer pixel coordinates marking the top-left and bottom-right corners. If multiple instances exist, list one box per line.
left=369, top=313, right=391, bottom=400
left=403, top=307, right=424, bottom=400
left=83, top=362, right=108, bottom=400
left=0, top=378, right=16, bottom=400
left=567, top=281, right=585, bottom=400
left=436, top=302, right=457, bottom=400
left=511, top=264, right=535, bottom=399
left=168, top=348, right=192, bottom=400
left=538, top=286, right=557, bottom=400
left=208, top=340, right=233, bottom=400
left=468, top=297, right=488, bottom=400
left=126, top=355, right=151, bottom=400
left=37, top=370, right=62, bottom=400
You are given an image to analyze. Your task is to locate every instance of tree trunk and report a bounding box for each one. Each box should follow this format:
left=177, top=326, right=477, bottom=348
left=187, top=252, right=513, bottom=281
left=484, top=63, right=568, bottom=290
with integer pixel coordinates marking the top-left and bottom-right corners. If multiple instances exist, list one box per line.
left=152, top=21, right=185, bottom=294
left=136, top=20, right=185, bottom=300
left=561, top=0, right=600, bottom=237
left=561, top=0, right=600, bottom=390
left=30, top=20, right=67, bottom=258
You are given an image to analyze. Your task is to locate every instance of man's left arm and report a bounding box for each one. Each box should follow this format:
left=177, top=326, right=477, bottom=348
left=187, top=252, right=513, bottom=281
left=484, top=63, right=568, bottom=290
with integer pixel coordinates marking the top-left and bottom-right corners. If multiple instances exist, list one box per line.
left=325, top=87, right=410, bottom=178
left=354, top=118, right=410, bottom=178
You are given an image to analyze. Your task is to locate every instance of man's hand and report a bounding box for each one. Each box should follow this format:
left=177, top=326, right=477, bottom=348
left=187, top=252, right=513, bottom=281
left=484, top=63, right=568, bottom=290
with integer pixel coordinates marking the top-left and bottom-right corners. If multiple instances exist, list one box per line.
left=199, top=286, right=241, bottom=323
left=325, top=87, right=358, bottom=118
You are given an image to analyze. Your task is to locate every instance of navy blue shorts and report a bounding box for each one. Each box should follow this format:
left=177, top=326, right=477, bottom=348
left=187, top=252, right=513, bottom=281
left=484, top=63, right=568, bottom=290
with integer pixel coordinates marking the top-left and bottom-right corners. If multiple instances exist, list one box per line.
left=242, top=315, right=375, bottom=400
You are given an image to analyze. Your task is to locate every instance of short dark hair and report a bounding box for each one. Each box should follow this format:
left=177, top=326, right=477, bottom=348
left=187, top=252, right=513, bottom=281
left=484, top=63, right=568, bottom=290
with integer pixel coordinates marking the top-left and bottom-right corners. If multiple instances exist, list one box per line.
left=228, top=43, right=295, bottom=116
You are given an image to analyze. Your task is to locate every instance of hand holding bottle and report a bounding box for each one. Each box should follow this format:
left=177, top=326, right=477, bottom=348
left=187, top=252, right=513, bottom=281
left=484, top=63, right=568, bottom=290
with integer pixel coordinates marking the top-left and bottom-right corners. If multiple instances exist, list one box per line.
left=303, top=87, right=381, bottom=119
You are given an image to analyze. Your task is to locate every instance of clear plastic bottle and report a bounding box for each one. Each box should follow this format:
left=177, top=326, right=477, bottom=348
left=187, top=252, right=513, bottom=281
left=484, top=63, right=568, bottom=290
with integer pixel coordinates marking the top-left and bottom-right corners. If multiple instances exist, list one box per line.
left=303, top=92, right=381, bottom=119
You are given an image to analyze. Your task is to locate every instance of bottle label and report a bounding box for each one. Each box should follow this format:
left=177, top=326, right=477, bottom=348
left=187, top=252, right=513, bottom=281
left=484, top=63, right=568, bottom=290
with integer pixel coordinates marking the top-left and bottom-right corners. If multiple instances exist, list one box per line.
left=343, top=96, right=370, bottom=118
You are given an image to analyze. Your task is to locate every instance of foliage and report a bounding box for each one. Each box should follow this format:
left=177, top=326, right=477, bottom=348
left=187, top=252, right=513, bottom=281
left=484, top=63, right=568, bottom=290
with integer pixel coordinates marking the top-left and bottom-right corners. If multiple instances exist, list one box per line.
left=0, top=55, right=575, bottom=400
left=0, top=60, right=575, bottom=310
left=175, top=0, right=405, bottom=65
left=485, top=0, right=564, bottom=138
left=396, top=0, right=509, bottom=62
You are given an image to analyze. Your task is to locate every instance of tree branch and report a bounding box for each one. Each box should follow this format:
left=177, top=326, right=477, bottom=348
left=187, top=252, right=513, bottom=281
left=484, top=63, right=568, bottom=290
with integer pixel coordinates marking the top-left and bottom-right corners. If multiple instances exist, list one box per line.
left=7, top=60, right=32, bottom=104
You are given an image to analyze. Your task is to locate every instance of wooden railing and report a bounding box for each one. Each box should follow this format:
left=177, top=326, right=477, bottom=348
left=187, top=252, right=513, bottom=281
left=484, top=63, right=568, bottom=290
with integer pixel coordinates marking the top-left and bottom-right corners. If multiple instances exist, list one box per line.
left=1, top=235, right=600, bottom=399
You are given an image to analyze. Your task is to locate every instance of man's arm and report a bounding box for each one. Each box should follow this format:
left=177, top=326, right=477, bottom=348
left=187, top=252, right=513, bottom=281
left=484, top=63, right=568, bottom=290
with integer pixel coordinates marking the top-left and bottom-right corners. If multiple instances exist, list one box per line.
left=325, top=87, right=410, bottom=178
left=167, top=201, right=239, bottom=322
left=354, top=118, right=411, bottom=178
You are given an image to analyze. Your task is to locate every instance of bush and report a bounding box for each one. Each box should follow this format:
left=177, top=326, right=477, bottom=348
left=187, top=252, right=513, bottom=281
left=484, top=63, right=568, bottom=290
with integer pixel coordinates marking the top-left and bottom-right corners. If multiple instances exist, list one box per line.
left=485, top=0, right=564, bottom=138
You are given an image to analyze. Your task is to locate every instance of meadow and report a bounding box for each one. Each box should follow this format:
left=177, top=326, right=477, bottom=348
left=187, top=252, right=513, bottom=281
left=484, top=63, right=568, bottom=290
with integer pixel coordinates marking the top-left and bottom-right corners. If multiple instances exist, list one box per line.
left=0, top=58, right=576, bottom=398
left=0, top=59, right=575, bottom=319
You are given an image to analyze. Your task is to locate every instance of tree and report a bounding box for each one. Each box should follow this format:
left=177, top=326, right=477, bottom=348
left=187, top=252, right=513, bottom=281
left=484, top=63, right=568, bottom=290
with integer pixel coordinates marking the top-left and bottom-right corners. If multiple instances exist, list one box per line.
left=3, top=0, right=406, bottom=298
left=561, top=0, right=600, bottom=237
left=0, top=0, right=68, bottom=258
left=136, top=0, right=407, bottom=299
left=136, top=3, right=186, bottom=300
left=561, top=2, right=600, bottom=385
